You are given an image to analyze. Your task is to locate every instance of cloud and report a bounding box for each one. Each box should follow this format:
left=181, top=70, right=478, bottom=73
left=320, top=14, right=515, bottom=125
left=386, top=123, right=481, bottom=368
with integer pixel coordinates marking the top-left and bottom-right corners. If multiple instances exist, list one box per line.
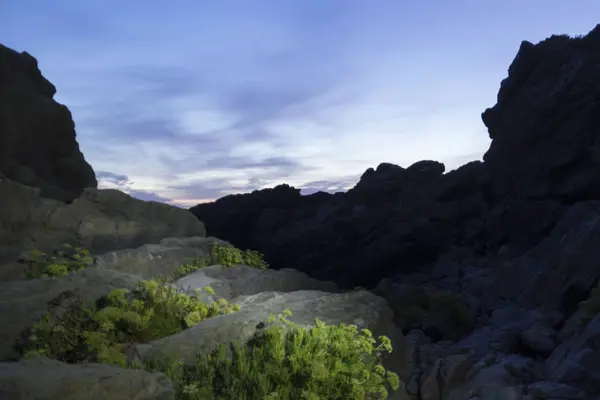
left=127, top=190, right=173, bottom=204
left=4, top=0, right=600, bottom=208
left=298, top=177, right=360, bottom=195
left=96, top=171, right=129, bottom=186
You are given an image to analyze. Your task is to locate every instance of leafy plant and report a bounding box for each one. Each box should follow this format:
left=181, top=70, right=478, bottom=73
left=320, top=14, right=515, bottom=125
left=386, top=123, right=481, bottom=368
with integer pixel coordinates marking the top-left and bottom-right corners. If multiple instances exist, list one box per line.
left=23, top=243, right=93, bottom=278
left=239, top=249, right=269, bottom=269
left=174, top=257, right=209, bottom=279
left=174, top=244, right=269, bottom=279
left=19, top=279, right=239, bottom=367
left=210, top=244, right=269, bottom=269
left=142, top=309, right=401, bottom=400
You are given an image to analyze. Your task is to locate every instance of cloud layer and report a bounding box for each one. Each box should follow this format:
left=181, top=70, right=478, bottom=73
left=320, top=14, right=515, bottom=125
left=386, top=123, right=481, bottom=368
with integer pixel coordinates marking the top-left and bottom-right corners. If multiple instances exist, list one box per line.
left=2, top=0, right=599, bottom=207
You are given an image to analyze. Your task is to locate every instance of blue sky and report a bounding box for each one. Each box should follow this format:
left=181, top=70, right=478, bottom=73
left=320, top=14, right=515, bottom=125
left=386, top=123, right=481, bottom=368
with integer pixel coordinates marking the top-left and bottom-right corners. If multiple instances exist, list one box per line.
left=1, top=1, right=599, bottom=207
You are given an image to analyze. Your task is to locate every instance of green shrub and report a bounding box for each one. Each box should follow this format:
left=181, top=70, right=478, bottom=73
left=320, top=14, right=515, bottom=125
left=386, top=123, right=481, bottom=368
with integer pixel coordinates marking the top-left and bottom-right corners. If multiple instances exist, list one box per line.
left=174, top=257, right=209, bottom=279
left=239, top=249, right=269, bottom=269
left=23, top=243, right=92, bottom=278
left=142, top=309, right=401, bottom=400
left=19, top=278, right=239, bottom=367
left=22, top=243, right=268, bottom=281
left=174, top=244, right=269, bottom=279
left=210, top=244, right=269, bottom=269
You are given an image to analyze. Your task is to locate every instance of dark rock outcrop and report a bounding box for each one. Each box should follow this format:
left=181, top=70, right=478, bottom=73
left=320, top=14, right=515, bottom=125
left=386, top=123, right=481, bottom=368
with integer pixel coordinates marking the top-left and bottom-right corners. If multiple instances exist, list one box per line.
left=482, top=27, right=600, bottom=201
left=190, top=25, right=600, bottom=290
left=4, top=27, right=600, bottom=399
left=0, top=44, right=97, bottom=202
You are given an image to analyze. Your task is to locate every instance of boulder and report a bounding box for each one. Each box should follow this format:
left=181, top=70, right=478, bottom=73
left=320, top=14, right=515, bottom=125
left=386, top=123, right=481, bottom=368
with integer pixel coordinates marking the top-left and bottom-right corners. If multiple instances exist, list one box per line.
left=135, top=288, right=407, bottom=377
left=545, top=314, right=600, bottom=395
left=0, top=178, right=206, bottom=281
left=0, top=357, right=175, bottom=400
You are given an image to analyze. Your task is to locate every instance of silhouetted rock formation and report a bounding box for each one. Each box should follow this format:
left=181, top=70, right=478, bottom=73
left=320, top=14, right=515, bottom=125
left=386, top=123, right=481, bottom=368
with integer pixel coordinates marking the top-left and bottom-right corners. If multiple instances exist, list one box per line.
left=4, top=27, right=600, bottom=399
left=0, top=44, right=96, bottom=202
left=483, top=26, right=600, bottom=201
left=190, top=25, right=600, bottom=290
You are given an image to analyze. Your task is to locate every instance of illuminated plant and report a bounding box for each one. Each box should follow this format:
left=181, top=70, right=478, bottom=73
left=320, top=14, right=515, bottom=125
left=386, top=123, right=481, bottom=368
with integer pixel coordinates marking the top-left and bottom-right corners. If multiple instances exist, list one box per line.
left=142, top=309, right=401, bottom=400
left=19, top=279, right=239, bottom=367
left=174, top=244, right=269, bottom=279
left=24, top=243, right=92, bottom=278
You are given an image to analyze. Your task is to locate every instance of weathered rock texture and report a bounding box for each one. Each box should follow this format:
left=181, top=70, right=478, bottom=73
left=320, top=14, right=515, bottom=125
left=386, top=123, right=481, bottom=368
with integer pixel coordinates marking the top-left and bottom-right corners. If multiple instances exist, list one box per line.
left=0, top=178, right=206, bottom=281
left=0, top=43, right=97, bottom=202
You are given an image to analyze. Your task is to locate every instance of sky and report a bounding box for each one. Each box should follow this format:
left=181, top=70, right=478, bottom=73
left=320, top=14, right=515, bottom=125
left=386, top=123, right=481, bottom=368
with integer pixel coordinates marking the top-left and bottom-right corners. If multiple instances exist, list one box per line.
left=1, top=1, right=599, bottom=208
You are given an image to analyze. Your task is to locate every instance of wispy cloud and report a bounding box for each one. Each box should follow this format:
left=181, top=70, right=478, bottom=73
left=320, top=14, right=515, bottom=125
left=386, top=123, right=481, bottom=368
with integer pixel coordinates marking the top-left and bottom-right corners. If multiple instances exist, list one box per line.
left=2, top=0, right=599, bottom=206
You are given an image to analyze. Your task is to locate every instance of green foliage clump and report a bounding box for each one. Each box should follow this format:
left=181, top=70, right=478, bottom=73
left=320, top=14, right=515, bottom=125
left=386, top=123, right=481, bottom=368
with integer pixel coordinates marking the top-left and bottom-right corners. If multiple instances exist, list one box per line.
left=24, top=243, right=92, bottom=278
left=20, top=244, right=403, bottom=399
left=20, top=279, right=239, bottom=367
left=174, top=244, right=268, bottom=279
left=142, top=309, right=400, bottom=400
left=174, top=257, right=209, bottom=279
left=209, top=243, right=269, bottom=269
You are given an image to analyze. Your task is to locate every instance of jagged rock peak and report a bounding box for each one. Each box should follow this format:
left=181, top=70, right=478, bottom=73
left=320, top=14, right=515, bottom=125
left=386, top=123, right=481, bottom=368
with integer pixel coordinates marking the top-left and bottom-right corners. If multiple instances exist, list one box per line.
left=0, top=43, right=56, bottom=98
left=0, top=43, right=97, bottom=202
left=481, top=23, right=600, bottom=201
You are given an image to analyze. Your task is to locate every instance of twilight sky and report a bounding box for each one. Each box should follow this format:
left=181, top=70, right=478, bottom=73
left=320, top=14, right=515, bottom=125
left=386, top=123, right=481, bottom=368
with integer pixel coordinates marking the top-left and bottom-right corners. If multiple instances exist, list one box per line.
left=1, top=1, right=599, bottom=207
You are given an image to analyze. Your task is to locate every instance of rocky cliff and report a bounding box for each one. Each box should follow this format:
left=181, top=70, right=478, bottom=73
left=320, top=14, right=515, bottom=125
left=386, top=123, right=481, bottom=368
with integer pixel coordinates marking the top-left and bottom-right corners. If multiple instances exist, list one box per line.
left=0, top=43, right=97, bottom=202
left=3, top=26, right=600, bottom=399
left=190, top=25, right=600, bottom=291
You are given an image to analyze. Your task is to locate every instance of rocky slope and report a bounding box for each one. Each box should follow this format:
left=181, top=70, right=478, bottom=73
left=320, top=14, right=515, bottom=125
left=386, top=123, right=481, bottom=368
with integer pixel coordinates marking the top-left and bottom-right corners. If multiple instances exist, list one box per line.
left=2, top=26, right=600, bottom=399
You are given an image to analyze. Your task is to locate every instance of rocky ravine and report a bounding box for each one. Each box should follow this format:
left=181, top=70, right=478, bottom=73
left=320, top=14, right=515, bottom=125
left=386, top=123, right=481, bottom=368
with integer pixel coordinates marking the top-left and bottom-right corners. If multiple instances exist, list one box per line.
left=189, top=25, right=600, bottom=398
left=0, top=27, right=599, bottom=400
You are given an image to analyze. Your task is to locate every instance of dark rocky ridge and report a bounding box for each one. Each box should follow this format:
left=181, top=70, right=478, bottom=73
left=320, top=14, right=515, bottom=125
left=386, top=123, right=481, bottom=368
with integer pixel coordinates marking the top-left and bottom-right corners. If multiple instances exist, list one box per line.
left=0, top=43, right=97, bottom=202
left=190, top=25, right=600, bottom=290
left=2, top=27, right=600, bottom=398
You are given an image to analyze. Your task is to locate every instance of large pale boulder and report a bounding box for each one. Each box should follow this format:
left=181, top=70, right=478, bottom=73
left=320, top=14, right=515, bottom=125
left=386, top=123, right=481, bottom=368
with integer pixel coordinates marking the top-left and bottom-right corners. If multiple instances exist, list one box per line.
left=0, top=357, right=174, bottom=400
left=135, top=288, right=408, bottom=379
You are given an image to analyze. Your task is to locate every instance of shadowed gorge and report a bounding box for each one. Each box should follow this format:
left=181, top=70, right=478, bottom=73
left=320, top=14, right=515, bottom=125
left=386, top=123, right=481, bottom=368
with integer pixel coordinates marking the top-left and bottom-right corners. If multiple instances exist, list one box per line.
left=3, top=20, right=600, bottom=400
